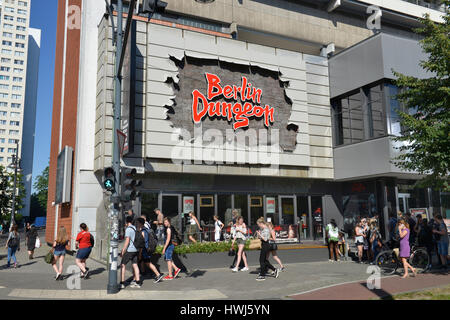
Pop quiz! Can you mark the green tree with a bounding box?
[393,1,450,191]
[0,165,25,225]
[32,165,49,212]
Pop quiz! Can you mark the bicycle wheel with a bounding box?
[376,250,398,275]
[410,248,429,273]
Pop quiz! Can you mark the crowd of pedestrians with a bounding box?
[348,211,449,276]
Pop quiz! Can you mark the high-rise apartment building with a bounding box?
[0,0,41,217]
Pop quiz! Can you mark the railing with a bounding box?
[156,224,302,245]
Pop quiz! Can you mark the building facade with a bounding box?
[45,0,447,259]
[0,0,40,217]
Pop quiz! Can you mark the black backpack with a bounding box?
[89,233,95,247]
[129,226,145,250]
[8,234,19,248]
[143,227,158,254]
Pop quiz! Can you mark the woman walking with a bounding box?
[75,223,93,279]
[52,226,69,280]
[232,216,249,273]
[26,224,38,260]
[398,219,417,278]
[354,221,366,264]
[187,211,202,243]
[267,222,285,271]
[326,219,340,262]
[5,225,20,268]
[162,217,182,281]
[256,218,279,281]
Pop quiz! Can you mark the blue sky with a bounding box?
[30,0,58,192]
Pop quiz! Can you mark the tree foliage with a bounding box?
[0,165,25,224]
[393,1,450,191]
[32,165,49,213]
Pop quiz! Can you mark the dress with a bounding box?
[399,228,410,258]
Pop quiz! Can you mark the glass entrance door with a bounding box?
[279,196,296,226]
[398,193,411,214]
[162,194,182,230]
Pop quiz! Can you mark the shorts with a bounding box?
[54,250,66,257]
[164,244,175,261]
[236,238,245,246]
[121,251,139,266]
[76,247,92,260]
[188,224,198,238]
[355,241,364,247]
[437,242,449,256]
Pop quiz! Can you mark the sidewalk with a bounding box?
[290,271,450,300]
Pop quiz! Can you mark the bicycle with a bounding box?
[375,242,430,275]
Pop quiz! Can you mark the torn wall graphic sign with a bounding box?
[192,73,275,130]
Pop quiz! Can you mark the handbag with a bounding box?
[269,240,278,251]
[35,237,41,248]
[45,250,54,264]
[249,239,261,250]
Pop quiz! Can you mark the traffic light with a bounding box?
[141,0,167,14]
[121,167,142,203]
[103,167,115,192]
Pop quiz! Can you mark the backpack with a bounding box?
[143,227,158,254]
[328,225,339,239]
[170,226,182,246]
[8,233,19,248]
[89,233,95,247]
[128,226,145,250]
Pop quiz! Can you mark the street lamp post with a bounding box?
[9,142,19,232]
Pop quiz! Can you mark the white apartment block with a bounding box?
[0,0,40,217]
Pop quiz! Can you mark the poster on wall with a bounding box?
[183,197,195,213]
[410,208,429,219]
[272,225,299,243]
[266,197,276,214]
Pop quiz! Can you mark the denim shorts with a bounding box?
[54,250,66,257]
[437,242,449,256]
[164,244,175,261]
[76,247,92,260]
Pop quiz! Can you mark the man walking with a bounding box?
[120,216,142,289]
[153,208,165,246]
[137,218,164,283]
[162,217,181,281]
[432,215,448,272]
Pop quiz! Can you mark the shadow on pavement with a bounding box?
[88,267,106,277]
[186,270,206,278]
[17,261,37,268]
[359,282,393,300]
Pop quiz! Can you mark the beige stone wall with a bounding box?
[95,17,334,179]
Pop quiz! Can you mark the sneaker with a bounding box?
[256,275,266,281]
[232,268,239,273]
[83,268,89,279]
[280,267,286,272]
[55,273,61,281]
[163,275,174,281]
[120,282,126,289]
[174,268,181,278]
[14,263,17,269]
[240,267,249,272]
[130,282,141,288]
[154,274,164,284]
[328,259,333,262]
[276,268,281,278]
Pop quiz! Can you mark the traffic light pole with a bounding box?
[106,0,124,295]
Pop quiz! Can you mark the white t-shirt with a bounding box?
[215,220,223,233]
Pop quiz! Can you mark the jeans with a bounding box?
[7,247,17,266]
[259,242,275,276]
